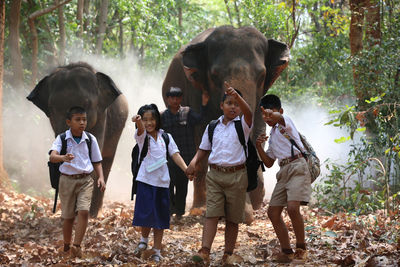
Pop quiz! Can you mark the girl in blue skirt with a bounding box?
[131,104,191,263]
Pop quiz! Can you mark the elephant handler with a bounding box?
[161,86,209,222]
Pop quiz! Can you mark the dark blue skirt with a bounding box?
[132,181,170,229]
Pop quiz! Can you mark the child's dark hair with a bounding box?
[137,104,161,131]
[222,88,243,102]
[259,94,281,110]
[67,106,86,119]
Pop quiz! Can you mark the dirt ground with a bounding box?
[0,189,399,266]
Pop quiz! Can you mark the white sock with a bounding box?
[153,248,161,256]
[139,236,148,249]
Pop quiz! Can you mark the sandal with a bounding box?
[150,253,162,263]
[133,242,147,257]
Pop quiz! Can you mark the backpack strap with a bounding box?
[208,120,219,145]
[85,131,92,161]
[161,132,170,159]
[278,125,306,158]
[60,133,67,155]
[53,132,67,213]
[234,120,248,159]
[139,136,149,166]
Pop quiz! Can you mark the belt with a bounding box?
[61,173,91,179]
[209,163,246,173]
[279,154,303,167]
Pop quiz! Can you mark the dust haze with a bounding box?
[4,52,351,212]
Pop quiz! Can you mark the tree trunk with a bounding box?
[8,0,24,89]
[83,0,90,33]
[28,0,72,85]
[95,0,109,54]
[224,0,234,25]
[77,0,84,38]
[233,0,241,27]
[365,0,381,46]
[57,0,66,65]
[0,0,8,189]
[349,0,366,104]
[119,18,123,57]
[288,0,300,49]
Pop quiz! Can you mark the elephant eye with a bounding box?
[210,69,222,86]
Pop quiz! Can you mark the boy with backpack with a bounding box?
[185,83,252,265]
[255,94,311,263]
[49,106,106,258]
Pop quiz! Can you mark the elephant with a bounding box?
[162,25,289,224]
[27,62,129,217]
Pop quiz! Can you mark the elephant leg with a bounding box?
[249,168,265,210]
[244,168,265,225]
[89,97,128,218]
[191,158,207,211]
[244,194,255,225]
[89,156,113,217]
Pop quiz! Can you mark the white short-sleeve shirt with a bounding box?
[266,114,305,163]
[49,129,102,175]
[135,129,179,188]
[199,115,252,166]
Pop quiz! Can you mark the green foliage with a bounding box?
[316,94,400,214]
[314,158,387,215]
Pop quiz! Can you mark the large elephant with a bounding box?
[162,26,289,224]
[27,62,129,217]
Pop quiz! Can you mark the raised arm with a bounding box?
[132,114,145,136]
[225,82,252,127]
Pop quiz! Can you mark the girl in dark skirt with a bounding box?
[131,104,191,263]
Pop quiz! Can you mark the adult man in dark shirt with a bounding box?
[161,87,209,220]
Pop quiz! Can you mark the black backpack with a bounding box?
[208,120,263,192]
[48,132,92,213]
[131,132,170,200]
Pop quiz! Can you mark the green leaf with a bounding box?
[356,127,366,132]
[334,136,351,143]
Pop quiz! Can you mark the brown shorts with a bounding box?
[269,157,312,206]
[59,174,93,219]
[206,167,248,224]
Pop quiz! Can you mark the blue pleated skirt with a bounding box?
[132,181,170,229]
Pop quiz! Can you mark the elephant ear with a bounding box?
[181,42,208,91]
[26,75,51,117]
[264,39,290,91]
[96,72,122,109]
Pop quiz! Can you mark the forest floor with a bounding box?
[0,189,399,267]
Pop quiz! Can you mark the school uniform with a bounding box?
[49,129,102,219]
[265,114,312,206]
[161,105,207,217]
[199,115,252,224]
[132,129,179,229]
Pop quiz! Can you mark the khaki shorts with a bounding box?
[59,174,93,219]
[269,157,312,206]
[206,168,248,224]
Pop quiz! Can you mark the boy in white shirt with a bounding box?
[255,94,311,263]
[186,83,252,265]
[49,106,106,258]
